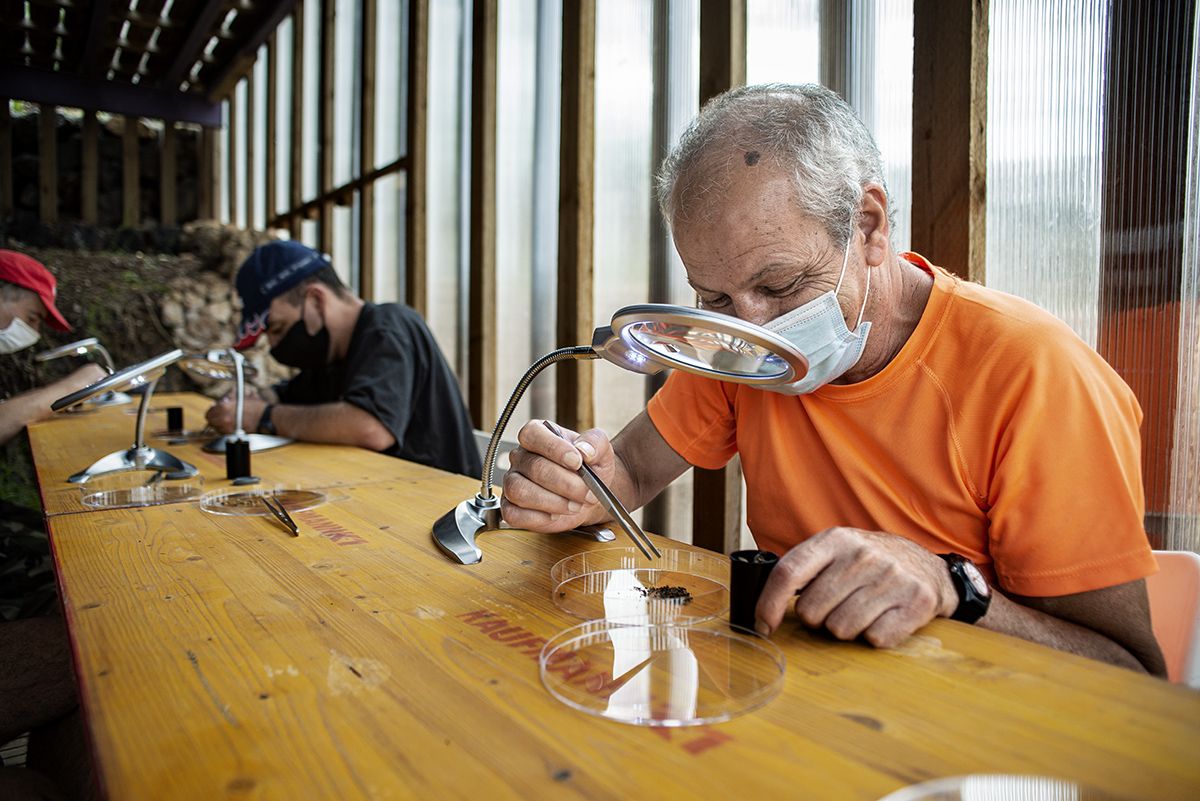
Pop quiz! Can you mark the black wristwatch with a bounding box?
[257,403,277,436]
[938,553,991,624]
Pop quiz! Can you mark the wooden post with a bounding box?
[81,111,99,223]
[467,0,498,430]
[319,0,336,250]
[38,104,58,224]
[405,0,429,315]
[266,33,278,228]
[1,101,13,218]
[691,0,747,555]
[911,0,988,282]
[123,115,140,227]
[246,65,257,229]
[161,123,177,226]
[290,1,305,239]
[359,0,378,301]
[556,0,596,433]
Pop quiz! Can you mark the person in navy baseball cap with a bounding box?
[233,240,331,350]
[209,240,481,477]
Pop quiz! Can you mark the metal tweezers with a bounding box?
[260,493,299,536]
[543,420,660,560]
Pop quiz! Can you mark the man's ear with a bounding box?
[858,183,890,268]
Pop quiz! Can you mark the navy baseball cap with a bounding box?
[234,241,331,349]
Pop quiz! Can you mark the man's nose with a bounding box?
[730,296,778,327]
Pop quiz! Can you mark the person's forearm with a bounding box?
[272,401,395,451]
[979,591,1148,673]
[0,381,75,444]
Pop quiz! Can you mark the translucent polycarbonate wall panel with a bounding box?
[846,0,912,251]
[332,200,355,290]
[334,0,362,188]
[989,0,1199,547]
[219,100,230,223]
[594,0,654,473]
[300,218,319,249]
[373,171,405,303]
[746,0,819,85]
[1175,5,1200,551]
[301,1,320,200]
[274,16,295,217]
[375,0,408,169]
[251,53,268,230]
[495,0,561,427]
[426,0,467,374]
[233,79,248,229]
[658,0,699,308]
[986,0,1107,343]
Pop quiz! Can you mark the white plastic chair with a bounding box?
[1146,550,1200,687]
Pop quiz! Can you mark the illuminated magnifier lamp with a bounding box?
[36,337,133,409]
[432,304,810,565]
[177,349,292,454]
[51,349,199,483]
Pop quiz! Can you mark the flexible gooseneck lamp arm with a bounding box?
[478,345,598,500]
[229,348,247,439]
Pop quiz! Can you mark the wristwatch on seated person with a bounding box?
[257,403,277,436]
[938,553,992,624]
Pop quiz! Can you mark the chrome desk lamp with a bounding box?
[36,337,133,408]
[52,349,199,483]
[178,349,292,454]
[432,303,809,565]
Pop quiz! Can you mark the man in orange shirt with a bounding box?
[501,84,1165,676]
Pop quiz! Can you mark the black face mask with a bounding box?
[269,300,331,369]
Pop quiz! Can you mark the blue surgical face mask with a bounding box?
[759,229,871,395]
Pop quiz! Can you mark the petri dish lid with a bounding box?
[80,470,204,510]
[200,487,326,516]
[875,775,1120,801]
[551,547,729,624]
[540,618,784,727]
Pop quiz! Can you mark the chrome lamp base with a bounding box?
[432,495,501,565]
[202,433,293,453]
[68,447,198,484]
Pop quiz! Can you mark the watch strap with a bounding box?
[938,553,990,624]
[257,403,276,436]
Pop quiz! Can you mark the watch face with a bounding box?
[963,562,991,598]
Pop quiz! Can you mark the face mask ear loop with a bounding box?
[854,263,871,330]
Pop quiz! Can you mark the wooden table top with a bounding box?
[43,461,1200,800]
[27,392,436,517]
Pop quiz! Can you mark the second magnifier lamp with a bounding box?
[432,303,809,565]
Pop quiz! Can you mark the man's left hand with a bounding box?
[205,391,266,434]
[755,527,959,648]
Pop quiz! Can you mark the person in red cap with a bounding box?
[0,250,106,443]
[0,249,100,801]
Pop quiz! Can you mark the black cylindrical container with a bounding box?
[729,549,779,632]
[166,406,184,433]
[225,438,251,480]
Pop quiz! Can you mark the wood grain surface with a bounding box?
[44,463,1200,800]
[27,393,443,517]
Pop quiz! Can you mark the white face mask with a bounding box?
[0,317,40,354]
[760,229,871,395]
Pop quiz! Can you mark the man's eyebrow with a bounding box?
[688,262,818,294]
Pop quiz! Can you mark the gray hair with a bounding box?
[656,83,891,244]
[0,280,35,303]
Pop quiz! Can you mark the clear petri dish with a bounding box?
[79,470,204,510]
[550,547,729,624]
[875,775,1119,801]
[540,617,784,727]
[199,487,327,516]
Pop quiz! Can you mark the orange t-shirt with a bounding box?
[647,253,1157,597]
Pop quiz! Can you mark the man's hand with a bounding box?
[755,527,958,648]
[205,389,266,434]
[501,420,617,533]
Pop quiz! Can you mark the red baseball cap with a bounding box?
[0,250,71,332]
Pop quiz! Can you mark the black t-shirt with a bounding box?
[276,303,482,477]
